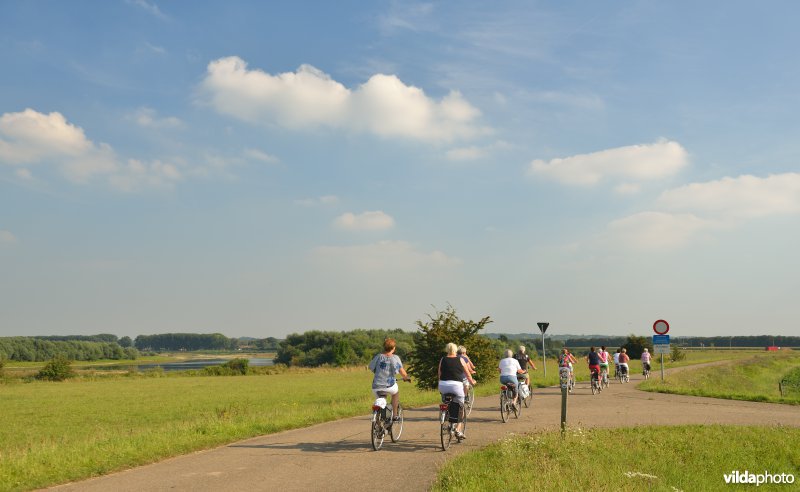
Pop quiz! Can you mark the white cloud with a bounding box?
[0,230,18,245]
[15,168,33,180]
[605,212,720,251]
[131,107,182,128]
[312,240,460,273]
[658,173,800,221]
[334,211,395,231]
[614,183,641,195]
[0,108,182,190]
[295,195,339,207]
[127,0,167,20]
[528,139,688,186]
[199,56,488,143]
[446,146,488,161]
[243,148,279,164]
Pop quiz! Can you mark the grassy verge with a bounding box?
[0,367,442,491]
[434,425,800,491]
[639,351,800,404]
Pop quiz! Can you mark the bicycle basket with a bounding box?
[373,397,387,409]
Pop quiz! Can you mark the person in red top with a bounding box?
[618,347,631,380]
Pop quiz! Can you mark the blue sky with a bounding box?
[1,1,799,338]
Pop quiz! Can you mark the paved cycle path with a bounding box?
[51,368,800,492]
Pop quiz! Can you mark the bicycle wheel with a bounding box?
[512,397,520,418]
[459,403,467,440]
[591,378,597,394]
[500,392,510,423]
[465,384,475,416]
[440,410,453,450]
[371,410,384,451]
[522,384,532,408]
[390,404,403,442]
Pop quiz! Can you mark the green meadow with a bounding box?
[639,350,800,404]
[434,425,800,492]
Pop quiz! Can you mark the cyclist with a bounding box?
[613,348,621,378]
[458,345,477,401]
[586,346,601,387]
[598,345,610,384]
[513,345,538,388]
[618,348,631,380]
[368,338,410,420]
[438,343,476,439]
[641,347,652,375]
[558,348,578,390]
[499,349,526,405]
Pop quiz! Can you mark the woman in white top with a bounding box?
[498,349,525,404]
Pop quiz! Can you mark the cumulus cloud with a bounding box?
[198,56,488,142]
[658,173,800,221]
[0,230,18,245]
[605,212,720,251]
[0,108,181,190]
[131,107,182,128]
[312,240,460,273]
[334,211,395,231]
[528,139,688,186]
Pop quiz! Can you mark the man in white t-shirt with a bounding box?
[613,349,621,378]
[499,349,525,404]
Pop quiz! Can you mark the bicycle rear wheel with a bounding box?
[390,404,403,442]
[591,378,598,394]
[440,410,453,450]
[522,383,532,408]
[371,411,384,451]
[465,384,475,416]
[500,392,510,422]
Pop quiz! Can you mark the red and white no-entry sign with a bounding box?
[653,319,670,335]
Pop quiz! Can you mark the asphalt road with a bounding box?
[49,368,800,492]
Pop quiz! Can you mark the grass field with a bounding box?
[434,425,799,491]
[0,348,765,490]
[639,350,800,404]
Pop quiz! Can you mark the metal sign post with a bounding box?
[652,320,670,382]
[559,366,569,434]
[537,322,549,379]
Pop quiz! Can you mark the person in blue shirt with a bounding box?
[368,338,410,420]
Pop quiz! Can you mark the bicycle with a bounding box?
[590,368,601,395]
[619,365,629,383]
[643,363,651,379]
[463,381,476,417]
[499,382,520,422]
[600,366,609,389]
[568,368,576,393]
[370,392,403,451]
[519,377,532,408]
[439,393,467,451]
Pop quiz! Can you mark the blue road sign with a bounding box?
[653,335,670,344]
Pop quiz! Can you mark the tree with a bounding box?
[36,356,75,381]
[622,334,653,359]
[407,305,497,390]
[119,336,133,348]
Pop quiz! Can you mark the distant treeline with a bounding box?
[492,334,800,350]
[673,336,800,348]
[135,333,237,351]
[0,337,138,362]
[275,329,414,367]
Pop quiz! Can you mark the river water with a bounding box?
[77,358,274,372]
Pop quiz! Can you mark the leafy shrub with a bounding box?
[670,345,686,362]
[623,334,653,359]
[223,358,249,375]
[35,356,75,381]
[407,305,497,390]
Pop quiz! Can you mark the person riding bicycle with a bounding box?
[641,347,652,375]
[513,345,537,389]
[558,348,578,389]
[586,346,601,386]
[618,348,631,379]
[598,345,610,382]
[613,348,621,378]
[368,338,410,420]
[499,349,526,405]
[457,345,477,396]
[438,342,475,439]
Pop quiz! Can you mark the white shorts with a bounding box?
[372,383,399,397]
[438,380,465,403]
